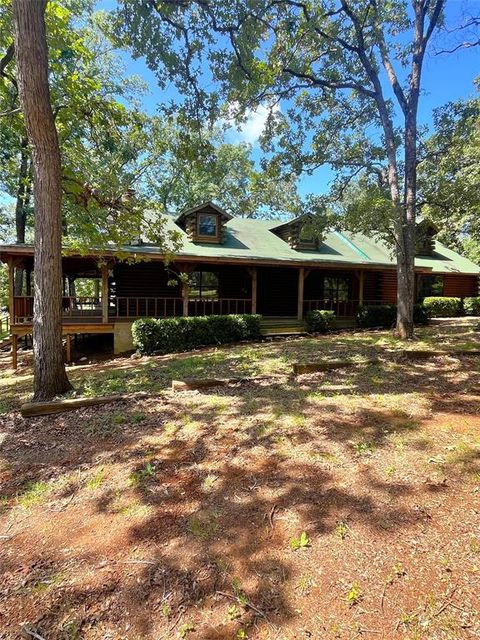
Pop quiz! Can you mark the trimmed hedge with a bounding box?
[305,309,336,333]
[423,296,463,318]
[463,297,480,316]
[356,303,429,328]
[132,314,263,355]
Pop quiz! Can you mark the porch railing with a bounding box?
[111,297,184,319]
[188,297,252,316]
[12,295,252,323]
[304,299,381,317]
[13,296,102,323]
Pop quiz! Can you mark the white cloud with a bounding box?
[225,103,280,144]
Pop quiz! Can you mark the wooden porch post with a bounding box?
[248,267,257,314]
[359,270,365,305]
[7,258,14,324]
[65,333,71,364]
[12,333,18,370]
[101,263,109,323]
[297,267,305,321]
[182,280,189,316]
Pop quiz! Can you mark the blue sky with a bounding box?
[100,0,480,198]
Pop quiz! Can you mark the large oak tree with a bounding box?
[13,0,71,399]
[115,0,452,338]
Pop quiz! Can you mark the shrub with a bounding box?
[422,296,463,318]
[356,304,396,328]
[463,297,480,316]
[132,314,262,355]
[356,304,429,328]
[305,310,336,333]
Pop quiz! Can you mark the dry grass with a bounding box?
[0,319,479,639]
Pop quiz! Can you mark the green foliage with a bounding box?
[132,314,263,355]
[357,304,428,328]
[423,297,463,318]
[345,582,363,606]
[463,297,480,317]
[290,531,310,551]
[305,310,336,334]
[419,91,480,263]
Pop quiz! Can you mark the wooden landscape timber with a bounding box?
[401,349,480,360]
[172,377,253,392]
[20,394,126,418]
[293,359,377,375]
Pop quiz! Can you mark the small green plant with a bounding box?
[16,480,49,508]
[335,521,349,540]
[131,411,147,424]
[237,630,248,639]
[178,622,195,637]
[386,465,396,477]
[296,573,316,596]
[86,468,104,490]
[290,531,310,551]
[228,604,241,620]
[202,473,218,491]
[232,578,249,607]
[345,582,362,606]
[353,440,375,456]
[128,462,156,487]
[161,602,171,617]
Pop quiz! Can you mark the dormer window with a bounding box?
[271,214,324,250]
[298,223,318,249]
[175,201,232,244]
[198,213,218,238]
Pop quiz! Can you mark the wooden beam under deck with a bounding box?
[12,322,115,338]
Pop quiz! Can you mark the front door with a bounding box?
[257,267,298,316]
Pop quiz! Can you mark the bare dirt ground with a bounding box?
[1,319,480,639]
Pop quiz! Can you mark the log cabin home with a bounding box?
[1,201,479,367]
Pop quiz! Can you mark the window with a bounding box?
[299,223,317,248]
[418,275,443,300]
[197,213,218,237]
[188,271,219,299]
[323,276,351,302]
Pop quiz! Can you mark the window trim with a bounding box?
[323,275,352,303]
[188,270,220,300]
[196,212,219,240]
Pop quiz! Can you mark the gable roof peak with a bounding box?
[175,201,233,224]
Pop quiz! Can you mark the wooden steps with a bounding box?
[260,318,307,336]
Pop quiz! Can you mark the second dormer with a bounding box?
[175,202,232,244]
[415,220,438,257]
[271,214,323,250]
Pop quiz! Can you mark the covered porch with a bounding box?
[8,255,387,329]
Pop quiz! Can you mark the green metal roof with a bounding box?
[2,214,479,275]
[144,215,479,274]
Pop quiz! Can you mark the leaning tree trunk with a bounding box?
[13,0,71,400]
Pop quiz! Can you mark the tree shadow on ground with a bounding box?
[1,346,480,638]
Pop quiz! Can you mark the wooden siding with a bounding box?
[380,271,398,304]
[114,263,251,301]
[443,274,479,298]
[363,271,383,303]
[113,263,182,298]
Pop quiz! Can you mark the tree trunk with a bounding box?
[14,137,30,295]
[397,107,417,339]
[13,0,71,400]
